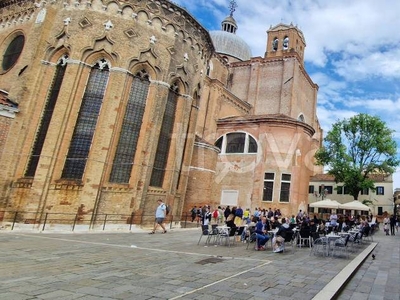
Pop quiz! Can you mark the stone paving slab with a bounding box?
[0,227,395,299]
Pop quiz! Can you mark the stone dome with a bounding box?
[209,14,252,62]
[209,30,252,61]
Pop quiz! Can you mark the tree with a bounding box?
[315,113,399,200]
[361,199,375,207]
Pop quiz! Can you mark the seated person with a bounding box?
[271,216,281,230]
[272,218,292,253]
[329,212,338,232]
[254,217,270,250]
[310,220,318,233]
[298,222,311,246]
[241,219,257,242]
[225,212,237,234]
[289,215,296,225]
[313,214,319,224]
[360,220,371,235]
[318,220,326,235]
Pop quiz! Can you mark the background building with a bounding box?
[0,0,322,228]
[309,174,394,216]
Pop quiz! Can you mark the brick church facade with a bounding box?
[0,0,322,227]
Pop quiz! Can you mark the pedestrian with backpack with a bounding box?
[149,199,167,234]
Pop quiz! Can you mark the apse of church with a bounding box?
[0,0,322,228]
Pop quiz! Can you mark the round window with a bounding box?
[2,34,25,72]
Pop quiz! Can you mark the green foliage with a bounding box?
[361,199,375,207]
[315,113,399,200]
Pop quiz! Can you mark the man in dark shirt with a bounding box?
[390,215,396,236]
[255,217,270,250]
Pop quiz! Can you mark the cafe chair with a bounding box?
[332,235,350,258]
[246,232,258,250]
[218,227,234,246]
[234,226,246,244]
[349,232,361,251]
[282,231,296,253]
[362,226,373,242]
[298,228,312,248]
[310,235,328,256]
[197,224,218,245]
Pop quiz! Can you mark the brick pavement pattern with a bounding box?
[0,227,397,300]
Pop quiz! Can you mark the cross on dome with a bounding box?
[229,0,237,17]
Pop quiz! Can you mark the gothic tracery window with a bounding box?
[25,55,68,177]
[149,83,179,187]
[61,59,110,180]
[109,70,150,183]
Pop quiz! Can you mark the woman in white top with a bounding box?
[383,215,390,235]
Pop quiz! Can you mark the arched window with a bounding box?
[214,132,258,154]
[150,83,179,187]
[25,55,68,177]
[226,132,245,153]
[61,58,110,179]
[297,114,305,122]
[2,34,25,71]
[206,61,213,77]
[272,38,278,51]
[109,70,150,183]
[283,36,289,50]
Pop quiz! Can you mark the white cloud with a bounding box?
[316,106,357,133]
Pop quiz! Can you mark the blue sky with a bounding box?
[173,0,400,192]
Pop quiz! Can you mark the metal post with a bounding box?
[102,214,107,231]
[11,211,18,230]
[72,214,78,232]
[129,212,134,231]
[42,213,48,231]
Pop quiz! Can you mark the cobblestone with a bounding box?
[0,227,397,299]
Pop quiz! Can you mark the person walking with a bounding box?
[383,215,390,236]
[149,199,167,234]
[190,206,197,222]
[390,214,396,236]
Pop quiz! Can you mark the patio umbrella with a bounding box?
[309,199,341,209]
[339,200,371,211]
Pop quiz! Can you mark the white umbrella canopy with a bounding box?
[309,199,341,209]
[339,200,371,211]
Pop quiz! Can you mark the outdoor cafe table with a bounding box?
[338,232,351,237]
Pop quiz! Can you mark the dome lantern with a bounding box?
[209,0,252,62]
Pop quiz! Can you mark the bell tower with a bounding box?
[265,23,306,65]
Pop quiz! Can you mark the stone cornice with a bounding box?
[0,0,214,57]
[194,141,220,153]
[217,115,316,137]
